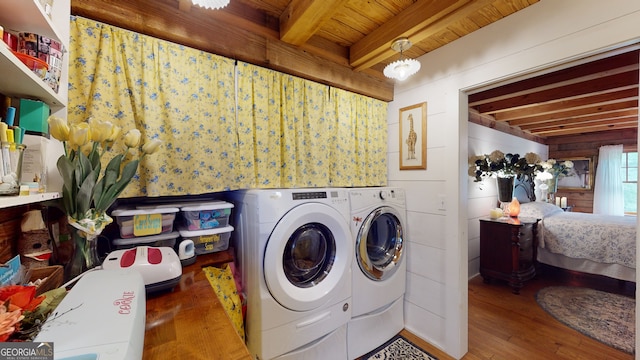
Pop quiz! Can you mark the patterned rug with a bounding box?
[361,334,438,360]
[536,286,635,354]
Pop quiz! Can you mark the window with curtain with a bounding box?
[621,151,637,214]
[593,144,624,215]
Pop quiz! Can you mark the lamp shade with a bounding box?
[191,0,229,9]
[383,58,421,81]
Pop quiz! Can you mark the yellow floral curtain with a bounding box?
[69,17,387,196]
[332,87,387,186]
[236,62,388,188]
[68,16,241,197]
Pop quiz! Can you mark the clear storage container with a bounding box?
[111,231,179,250]
[112,207,179,238]
[178,225,234,255]
[179,201,234,231]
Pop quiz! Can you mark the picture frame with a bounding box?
[399,102,427,170]
[557,157,594,190]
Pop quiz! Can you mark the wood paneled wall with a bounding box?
[547,128,637,213]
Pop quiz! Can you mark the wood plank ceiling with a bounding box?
[70,0,539,102]
[468,48,639,141]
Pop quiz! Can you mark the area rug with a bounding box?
[536,286,635,354]
[361,334,438,360]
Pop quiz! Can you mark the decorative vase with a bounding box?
[64,226,101,283]
[496,176,515,203]
[496,176,515,218]
[546,176,558,203]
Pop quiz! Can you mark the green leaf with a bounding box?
[61,183,75,217]
[96,160,139,211]
[76,166,99,216]
[88,143,101,174]
[56,156,75,194]
[31,287,67,318]
[104,155,123,185]
[93,176,105,209]
[94,155,124,210]
[57,156,77,216]
[75,152,92,189]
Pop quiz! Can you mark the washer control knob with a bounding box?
[342,303,349,312]
[379,190,389,200]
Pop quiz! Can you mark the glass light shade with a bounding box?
[191,0,230,9]
[383,58,421,81]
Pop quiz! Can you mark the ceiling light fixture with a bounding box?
[383,37,421,81]
[191,0,230,10]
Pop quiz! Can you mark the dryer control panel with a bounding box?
[292,191,329,200]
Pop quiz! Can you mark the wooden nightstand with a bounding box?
[479,217,539,294]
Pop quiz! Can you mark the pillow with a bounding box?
[518,202,563,219]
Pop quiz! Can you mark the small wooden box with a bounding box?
[29,265,63,295]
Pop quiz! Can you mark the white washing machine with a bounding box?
[227,188,352,360]
[347,187,407,359]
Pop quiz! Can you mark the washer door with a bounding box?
[356,206,404,281]
[264,202,351,312]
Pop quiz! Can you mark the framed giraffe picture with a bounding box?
[399,102,427,170]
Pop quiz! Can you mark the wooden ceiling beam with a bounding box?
[70,0,394,101]
[532,120,638,137]
[505,100,639,126]
[468,109,545,143]
[492,88,639,121]
[178,0,191,12]
[279,0,348,45]
[349,0,498,71]
[521,114,639,132]
[469,50,640,105]
[473,70,639,114]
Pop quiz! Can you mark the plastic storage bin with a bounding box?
[112,207,179,238]
[179,225,234,255]
[112,231,180,250]
[180,201,234,231]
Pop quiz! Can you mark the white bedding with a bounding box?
[519,202,637,279]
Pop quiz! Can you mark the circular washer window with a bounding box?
[283,223,336,288]
[264,203,351,311]
[356,206,404,281]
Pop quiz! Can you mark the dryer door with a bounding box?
[264,203,351,312]
[356,206,404,281]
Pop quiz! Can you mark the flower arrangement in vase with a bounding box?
[468,150,542,182]
[536,159,574,202]
[469,150,542,216]
[48,116,162,280]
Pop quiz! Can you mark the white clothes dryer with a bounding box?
[227,188,352,360]
[347,187,407,359]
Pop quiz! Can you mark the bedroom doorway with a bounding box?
[464,43,639,357]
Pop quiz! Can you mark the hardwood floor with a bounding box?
[402,265,635,360]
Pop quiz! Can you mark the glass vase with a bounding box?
[496,176,515,219]
[546,176,558,203]
[496,176,515,203]
[64,226,100,283]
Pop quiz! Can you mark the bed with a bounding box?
[517,201,636,282]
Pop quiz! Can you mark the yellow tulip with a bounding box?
[107,125,122,142]
[80,142,94,156]
[141,139,162,155]
[48,116,70,142]
[124,129,141,148]
[68,123,91,151]
[90,119,114,143]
